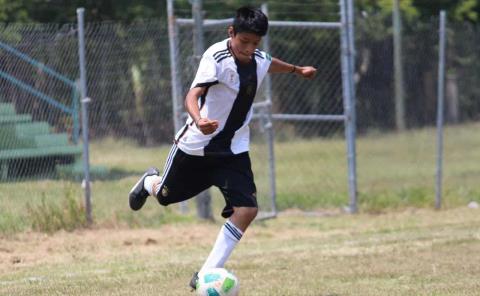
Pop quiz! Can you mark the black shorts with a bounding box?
[155,145,257,208]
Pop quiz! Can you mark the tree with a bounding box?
[0,0,167,23]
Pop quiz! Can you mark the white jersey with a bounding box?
[175,38,272,157]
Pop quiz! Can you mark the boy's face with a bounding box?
[229,28,262,63]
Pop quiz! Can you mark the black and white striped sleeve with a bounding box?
[255,49,272,85]
[190,54,219,89]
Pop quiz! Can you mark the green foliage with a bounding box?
[357,0,419,19]
[26,188,87,233]
[454,0,479,21]
[0,0,29,22]
[412,0,480,22]
[1,0,479,23]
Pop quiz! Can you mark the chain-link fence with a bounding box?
[1,4,480,228]
[84,20,173,145]
[0,20,173,180]
[170,0,351,214]
[0,23,80,180]
[355,14,480,209]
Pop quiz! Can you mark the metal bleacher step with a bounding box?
[14,122,51,138]
[0,103,85,180]
[34,133,69,148]
[0,145,82,160]
[0,103,16,115]
[0,102,32,125]
[0,125,34,149]
[0,114,32,124]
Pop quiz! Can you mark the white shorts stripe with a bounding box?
[156,144,178,195]
[162,144,178,174]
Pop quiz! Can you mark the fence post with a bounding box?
[435,10,447,210]
[261,3,278,216]
[76,8,92,224]
[393,0,406,131]
[167,0,190,214]
[192,0,213,220]
[340,0,358,213]
[167,0,182,133]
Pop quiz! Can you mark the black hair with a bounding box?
[232,6,268,36]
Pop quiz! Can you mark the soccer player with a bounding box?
[128,6,316,290]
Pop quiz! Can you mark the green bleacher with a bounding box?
[0,102,82,180]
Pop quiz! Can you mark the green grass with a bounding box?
[0,207,479,295]
[1,123,479,294]
[26,188,87,233]
[1,122,480,232]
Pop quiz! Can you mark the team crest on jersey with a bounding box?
[161,186,169,197]
[225,69,237,84]
[229,71,236,84]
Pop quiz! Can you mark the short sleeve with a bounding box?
[255,50,272,84]
[190,55,218,89]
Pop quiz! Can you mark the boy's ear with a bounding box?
[228,26,234,37]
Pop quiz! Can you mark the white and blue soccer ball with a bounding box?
[195,268,240,296]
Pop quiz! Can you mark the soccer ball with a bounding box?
[195,268,240,296]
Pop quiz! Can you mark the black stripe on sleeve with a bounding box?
[254,52,264,59]
[213,48,229,58]
[193,80,219,88]
[216,54,232,63]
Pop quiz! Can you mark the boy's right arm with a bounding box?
[269,57,317,79]
[185,87,219,135]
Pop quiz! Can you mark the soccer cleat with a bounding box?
[189,271,199,291]
[129,167,160,211]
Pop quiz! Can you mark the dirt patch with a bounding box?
[1,207,479,275]
[0,223,219,273]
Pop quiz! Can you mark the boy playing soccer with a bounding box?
[128,6,316,290]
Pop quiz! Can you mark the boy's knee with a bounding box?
[156,196,170,206]
[155,186,172,206]
[155,186,190,206]
[236,206,258,221]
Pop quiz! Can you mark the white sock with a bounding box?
[200,220,243,273]
[143,175,161,196]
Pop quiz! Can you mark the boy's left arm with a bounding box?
[268,57,317,79]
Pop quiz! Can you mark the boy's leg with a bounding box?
[152,147,212,206]
[128,144,179,210]
[129,145,211,209]
[198,207,257,272]
[190,209,257,291]
[198,152,258,273]
[229,206,258,231]
[129,167,160,211]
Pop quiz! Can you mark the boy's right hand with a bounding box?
[196,118,219,135]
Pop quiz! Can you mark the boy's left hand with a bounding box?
[298,66,317,79]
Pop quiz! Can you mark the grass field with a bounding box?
[1,122,480,232]
[0,123,480,294]
[1,207,479,295]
